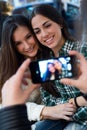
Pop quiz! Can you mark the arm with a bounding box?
[26,101,76,121]
[68,96,87,125]
[39,103,76,121]
[0,59,39,130]
[0,104,31,130]
[39,87,76,121]
[0,58,75,128]
[26,102,45,121]
[68,95,87,124]
[0,57,75,124]
[60,51,87,125]
[60,50,87,93]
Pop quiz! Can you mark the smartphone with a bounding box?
[29,55,77,83]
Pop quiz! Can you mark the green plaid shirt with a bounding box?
[40,41,87,127]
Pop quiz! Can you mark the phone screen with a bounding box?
[29,55,77,83]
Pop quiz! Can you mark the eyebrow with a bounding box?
[14,41,21,45]
[25,32,31,38]
[43,20,50,26]
[33,20,50,30]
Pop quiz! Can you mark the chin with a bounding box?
[30,53,37,58]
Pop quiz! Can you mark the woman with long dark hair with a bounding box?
[30,4,87,129]
[0,14,75,130]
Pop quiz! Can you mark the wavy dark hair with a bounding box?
[43,62,59,81]
[30,4,74,41]
[29,4,76,97]
[0,14,54,98]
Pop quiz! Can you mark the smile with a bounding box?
[44,36,54,45]
[25,46,34,53]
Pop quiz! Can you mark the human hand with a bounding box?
[1,59,40,107]
[42,103,76,121]
[69,97,87,107]
[69,98,75,106]
[22,71,40,89]
[60,50,87,93]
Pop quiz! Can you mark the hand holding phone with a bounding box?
[29,55,77,83]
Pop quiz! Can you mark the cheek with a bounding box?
[51,69,55,73]
[50,67,55,73]
[35,34,41,41]
[29,38,36,45]
[16,45,23,53]
[56,28,62,38]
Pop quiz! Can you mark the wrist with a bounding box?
[76,96,87,107]
[40,106,51,120]
[74,97,80,108]
[40,106,45,120]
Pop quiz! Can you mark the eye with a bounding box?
[26,34,32,39]
[34,29,40,34]
[45,23,51,28]
[15,41,22,46]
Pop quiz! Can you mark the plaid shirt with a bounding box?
[40,41,87,127]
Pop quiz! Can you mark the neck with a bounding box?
[53,38,65,57]
[25,56,36,61]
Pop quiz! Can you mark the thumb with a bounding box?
[60,78,78,87]
[16,59,31,81]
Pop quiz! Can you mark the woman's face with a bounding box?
[31,14,65,53]
[13,26,38,58]
[48,63,55,73]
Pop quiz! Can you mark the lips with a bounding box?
[44,36,54,45]
[25,45,34,53]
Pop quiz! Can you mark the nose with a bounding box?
[41,29,48,37]
[23,42,29,50]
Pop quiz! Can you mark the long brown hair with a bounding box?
[30,4,75,42]
[0,14,54,98]
[30,4,76,97]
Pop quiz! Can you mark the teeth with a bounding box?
[45,37,53,43]
[26,46,34,53]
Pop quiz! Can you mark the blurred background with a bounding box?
[0,0,81,44]
[0,0,80,15]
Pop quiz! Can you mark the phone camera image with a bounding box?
[58,56,73,79]
[29,55,77,83]
[38,59,55,82]
[38,56,73,82]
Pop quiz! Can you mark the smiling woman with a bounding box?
[0,14,40,104]
[0,14,72,130]
[13,26,38,58]
[30,4,87,129]
[0,14,54,101]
